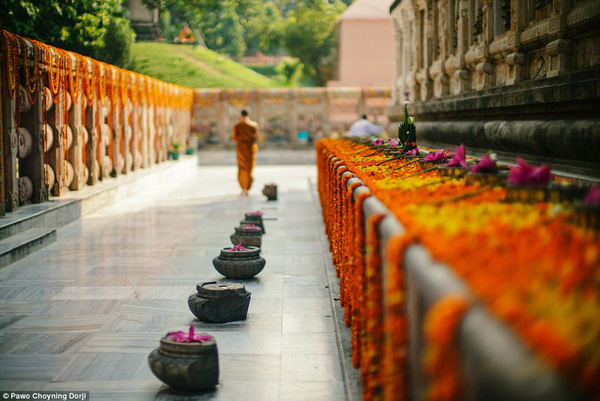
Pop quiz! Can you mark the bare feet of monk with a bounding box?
[241,189,248,196]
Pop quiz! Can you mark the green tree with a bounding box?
[0,0,135,68]
[240,1,283,55]
[275,57,303,86]
[201,2,246,58]
[283,0,346,86]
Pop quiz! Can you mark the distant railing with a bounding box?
[0,30,193,216]
[192,87,392,145]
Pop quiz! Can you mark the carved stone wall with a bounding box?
[389,0,600,177]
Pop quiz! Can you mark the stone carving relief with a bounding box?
[17,127,33,159]
[390,0,599,103]
[495,62,510,85]
[18,176,33,205]
[19,85,32,113]
[575,38,600,69]
[529,51,547,79]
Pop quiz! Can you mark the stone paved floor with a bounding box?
[0,152,348,401]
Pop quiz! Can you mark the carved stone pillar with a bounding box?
[3,88,19,212]
[506,51,527,84]
[48,88,67,196]
[452,0,472,93]
[85,88,99,185]
[141,100,149,168]
[0,107,4,216]
[69,61,85,190]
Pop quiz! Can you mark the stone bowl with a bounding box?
[230,225,263,248]
[243,213,265,233]
[262,184,277,201]
[148,334,219,391]
[212,246,266,279]
[188,282,251,323]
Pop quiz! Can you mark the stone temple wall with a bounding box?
[388,0,600,178]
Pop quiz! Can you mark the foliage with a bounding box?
[200,1,246,58]
[275,57,303,86]
[144,0,249,58]
[0,0,135,68]
[282,0,347,86]
[245,64,278,77]
[240,1,284,54]
[130,42,278,88]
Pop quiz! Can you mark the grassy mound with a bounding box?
[130,42,279,89]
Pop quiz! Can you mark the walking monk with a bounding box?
[232,110,260,196]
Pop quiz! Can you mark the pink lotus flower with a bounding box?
[423,149,448,162]
[508,157,552,186]
[371,138,385,146]
[387,138,400,147]
[249,211,264,216]
[405,147,420,156]
[585,186,600,204]
[470,154,498,173]
[169,324,212,343]
[231,242,248,251]
[242,224,261,229]
[445,144,468,168]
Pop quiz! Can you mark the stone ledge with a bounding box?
[415,120,600,178]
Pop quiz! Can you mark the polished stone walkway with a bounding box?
[0,153,347,401]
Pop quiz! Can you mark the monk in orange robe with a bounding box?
[232,110,260,196]
[178,23,195,44]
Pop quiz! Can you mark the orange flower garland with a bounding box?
[361,212,386,401]
[1,29,194,193]
[350,191,371,368]
[316,138,600,400]
[381,233,414,401]
[422,294,471,401]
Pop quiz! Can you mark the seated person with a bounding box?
[346,114,384,137]
[178,23,195,44]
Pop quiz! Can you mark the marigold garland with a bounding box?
[361,212,386,401]
[1,29,193,194]
[316,138,600,400]
[381,233,414,401]
[350,191,371,368]
[422,295,471,401]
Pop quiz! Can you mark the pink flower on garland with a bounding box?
[423,149,448,162]
[445,144,468,168]
[509,157,552,186]
[169,324,212,343]
[242,224,261,230]
[231,242,248,251]
[249,211,264,216]
[584,186,600,205]
[371,138,385,146]
[405,147,420,156]
[388,138,400,147]
[470,154,498,173]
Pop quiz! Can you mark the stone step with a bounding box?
[0,227,56,268]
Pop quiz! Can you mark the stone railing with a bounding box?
[0,30,193,216]
[317,138,594,401]
[192,87,392,145]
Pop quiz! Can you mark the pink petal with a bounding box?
[585,186,600,204]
